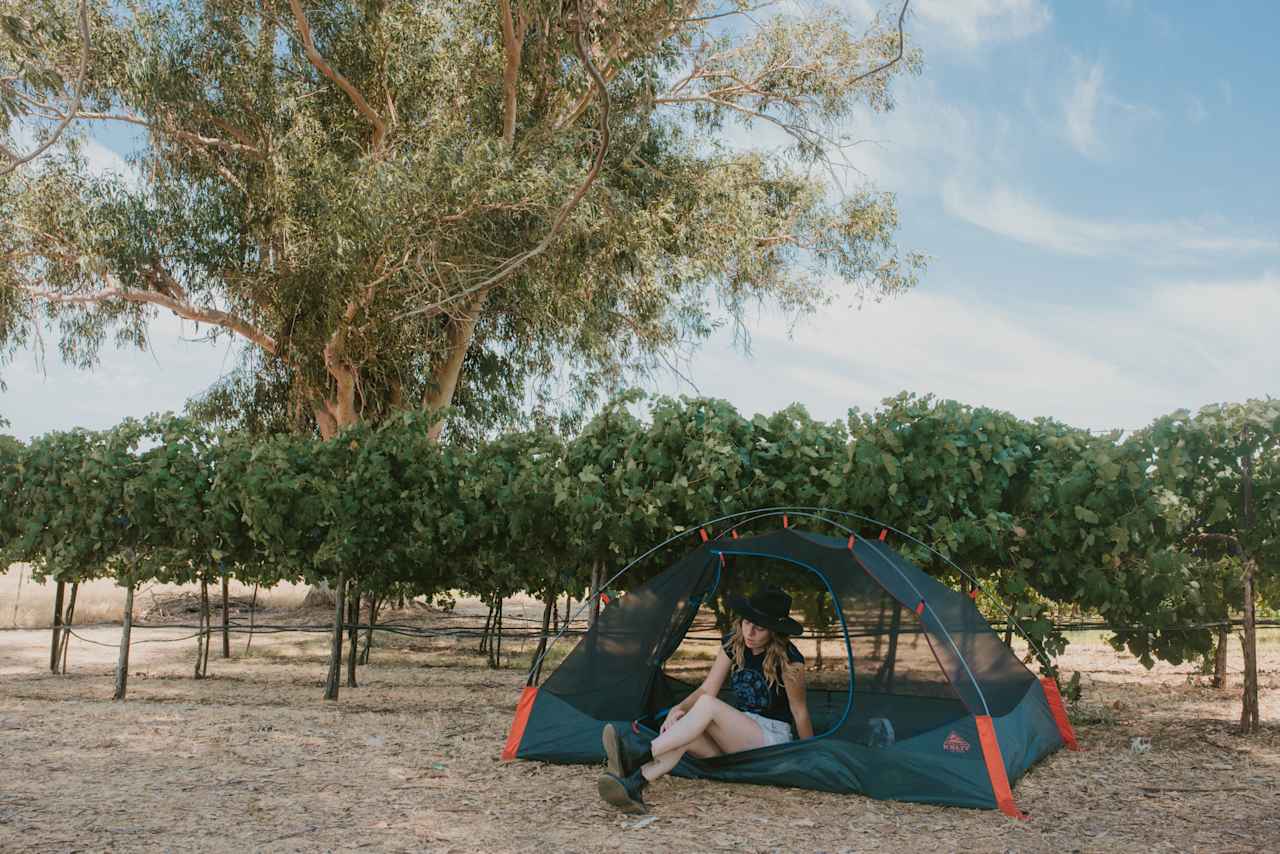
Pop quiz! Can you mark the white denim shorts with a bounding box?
[744,712,794,747]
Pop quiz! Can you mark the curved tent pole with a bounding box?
[780,507,1054,668]
[524,505,1049,684]
[719,505,1052,666]
[523,507,812,683]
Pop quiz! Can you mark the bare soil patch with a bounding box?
[1,596,1278,853]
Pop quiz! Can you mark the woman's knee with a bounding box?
[693,693,722,712]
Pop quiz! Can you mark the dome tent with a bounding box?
[502,512,1078,817]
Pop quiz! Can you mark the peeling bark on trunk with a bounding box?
[324,573,346,701]
[113,583,135,701]
[424,296,486,441]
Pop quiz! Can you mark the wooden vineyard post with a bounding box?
[113,582,135,701]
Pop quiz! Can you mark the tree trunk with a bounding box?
[346,582,359,688]
[323,573,346,701]
[360,595,379,665]
[875,602,902,690]
[197,578,211,678]
[113,583,135,701]
[9,564,24,628]
[1240,559,1260,733]
[531,593,554,685]
[1238,426,1259,734]
[479,601,495,654]
[303,580,337,609]
[815,593,825,672]
[50,580,66,673]
[872,597,886,660]
[494,596,504,668]
[588,562,602,630]
[244,583,259,655]
[221,572,231,659]
[59,583,79,674]
[1213,621,1229,689]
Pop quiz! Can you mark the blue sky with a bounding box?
[4,0,1278,439]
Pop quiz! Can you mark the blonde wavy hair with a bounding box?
[728,618,791,692]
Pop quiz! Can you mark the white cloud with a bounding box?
[1065,60,1105,158]
[912,0,1051,48]
[81,137,133,181]
[940,179,1280,261]
[659,277,1280,431]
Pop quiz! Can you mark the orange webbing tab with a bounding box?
[1040,677,1080,751]
[975,715,1027,820]
[915,600,925,616]
[501,686,538,761]
[847,534,855,550]
[783,514,789,528]
[730,529,739,539]
[699,528,709,542]
[969,588,979,600]
[878,529,888,541]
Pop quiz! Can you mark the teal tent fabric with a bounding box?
[508,528,1068,811]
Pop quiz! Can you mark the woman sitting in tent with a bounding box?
[597,586,812,813]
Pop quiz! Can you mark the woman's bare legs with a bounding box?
[640,695,766,783]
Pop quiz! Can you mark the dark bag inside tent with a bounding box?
[502,526,1078,816]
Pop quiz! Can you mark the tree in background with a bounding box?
[1137,400,1280,733]
[2,0,922,439]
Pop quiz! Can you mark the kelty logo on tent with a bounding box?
[943,731,971,753]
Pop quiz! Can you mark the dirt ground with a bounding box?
[1,579,1279,853]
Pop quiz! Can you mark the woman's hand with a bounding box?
[660,708,685,733]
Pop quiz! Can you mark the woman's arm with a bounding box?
[783,661,814,740]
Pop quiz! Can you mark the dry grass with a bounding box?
[0,588,1278,852]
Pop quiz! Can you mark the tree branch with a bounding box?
[846,0,910,91]
[287,0,388,151]
[397,0,612,322]
[499,0,529,147]
[0,1,90,177]
[20,281,278,356]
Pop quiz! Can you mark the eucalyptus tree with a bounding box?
[3,0,922,438]
[0,0,92,175]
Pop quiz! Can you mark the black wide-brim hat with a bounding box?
[727,586,804,637]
